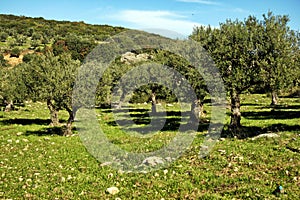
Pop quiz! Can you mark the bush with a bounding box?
[10,48,20,57]
[0,54,8,67]
[31,32,42,40]
[0,54,4,61]
[0,32,8,42]
[22,53,35,63]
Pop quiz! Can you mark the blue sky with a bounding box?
[0,0,299,36]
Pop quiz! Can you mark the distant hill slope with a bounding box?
[0,14,126,66]
[0,14,125,41]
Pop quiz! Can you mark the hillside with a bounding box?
[0,14,126,66]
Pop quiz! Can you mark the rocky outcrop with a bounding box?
[120,52,153,64]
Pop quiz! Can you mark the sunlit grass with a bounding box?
[0,94,299,199]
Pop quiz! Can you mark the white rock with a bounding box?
[108,173,114,178]
[107,187,119,195]
[142,156,164,167]
[218,149,226,154]
[16,132,23,136]
[251,133,279,140]
[165,157,173,162]
[22,139,29,142]
[100,162,112,167]
[121,52,150,64]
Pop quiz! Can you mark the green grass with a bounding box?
[0,94,299,199]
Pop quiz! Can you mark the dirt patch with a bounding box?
[3,50,34,66]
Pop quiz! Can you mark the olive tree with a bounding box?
[191,17,261,133]
[16,53,80,135]
[259,12,297,105]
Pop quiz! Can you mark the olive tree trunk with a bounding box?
[63,106,77,136]
[4,100,14,112]
[116,92,126,109]
[190,99,203,124]
[229,91,241,131]
[47,99,60,126]
[151,92,157,113]
[271,91,278,105]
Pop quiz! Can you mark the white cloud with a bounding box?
[232,8,250,14]
[111,10,202,37]
[176,0,220,6]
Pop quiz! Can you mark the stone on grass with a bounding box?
[106,186,119,195]
[252,133,279,140]
[16,132,23,136]
[142,156,164,167]
[22,139,29,142]
[218,149,226,154]
[165,157,173,162]
[100,162,112,167]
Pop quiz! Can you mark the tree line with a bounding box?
[0,12,299,136]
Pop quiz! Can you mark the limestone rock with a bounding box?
[251,133,279,140]
[121,52,151,64]
[106,186,119,195]
[142,156,164,167]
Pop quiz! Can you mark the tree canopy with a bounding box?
[191,12,299,135]
[14,53,80,135]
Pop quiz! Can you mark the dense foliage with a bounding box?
[0,14,125,61]
[190,12,300,134]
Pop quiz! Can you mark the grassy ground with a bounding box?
[0,94,299,199]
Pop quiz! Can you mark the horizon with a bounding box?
[0,0,299,37]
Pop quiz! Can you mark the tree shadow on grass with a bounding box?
[0,118,69,136]
[0,118,67,126]
[106,108,211,134]
[0,118,51,126]
[243,110,300,120]
[241,103,262,106]
[24,127,64,136]
[266,104,300,110]
[24,126,77,136]
[222,123,300,139]
[100,107,149,114]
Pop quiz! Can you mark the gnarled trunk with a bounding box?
[4,100,14,112]
[47,99,59,126]
[271,91,278,105]
[229,91,241,131]
[151,92,156,113]
[116,92,126,109]
[63,106,77,136]
[190,99,203,123]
